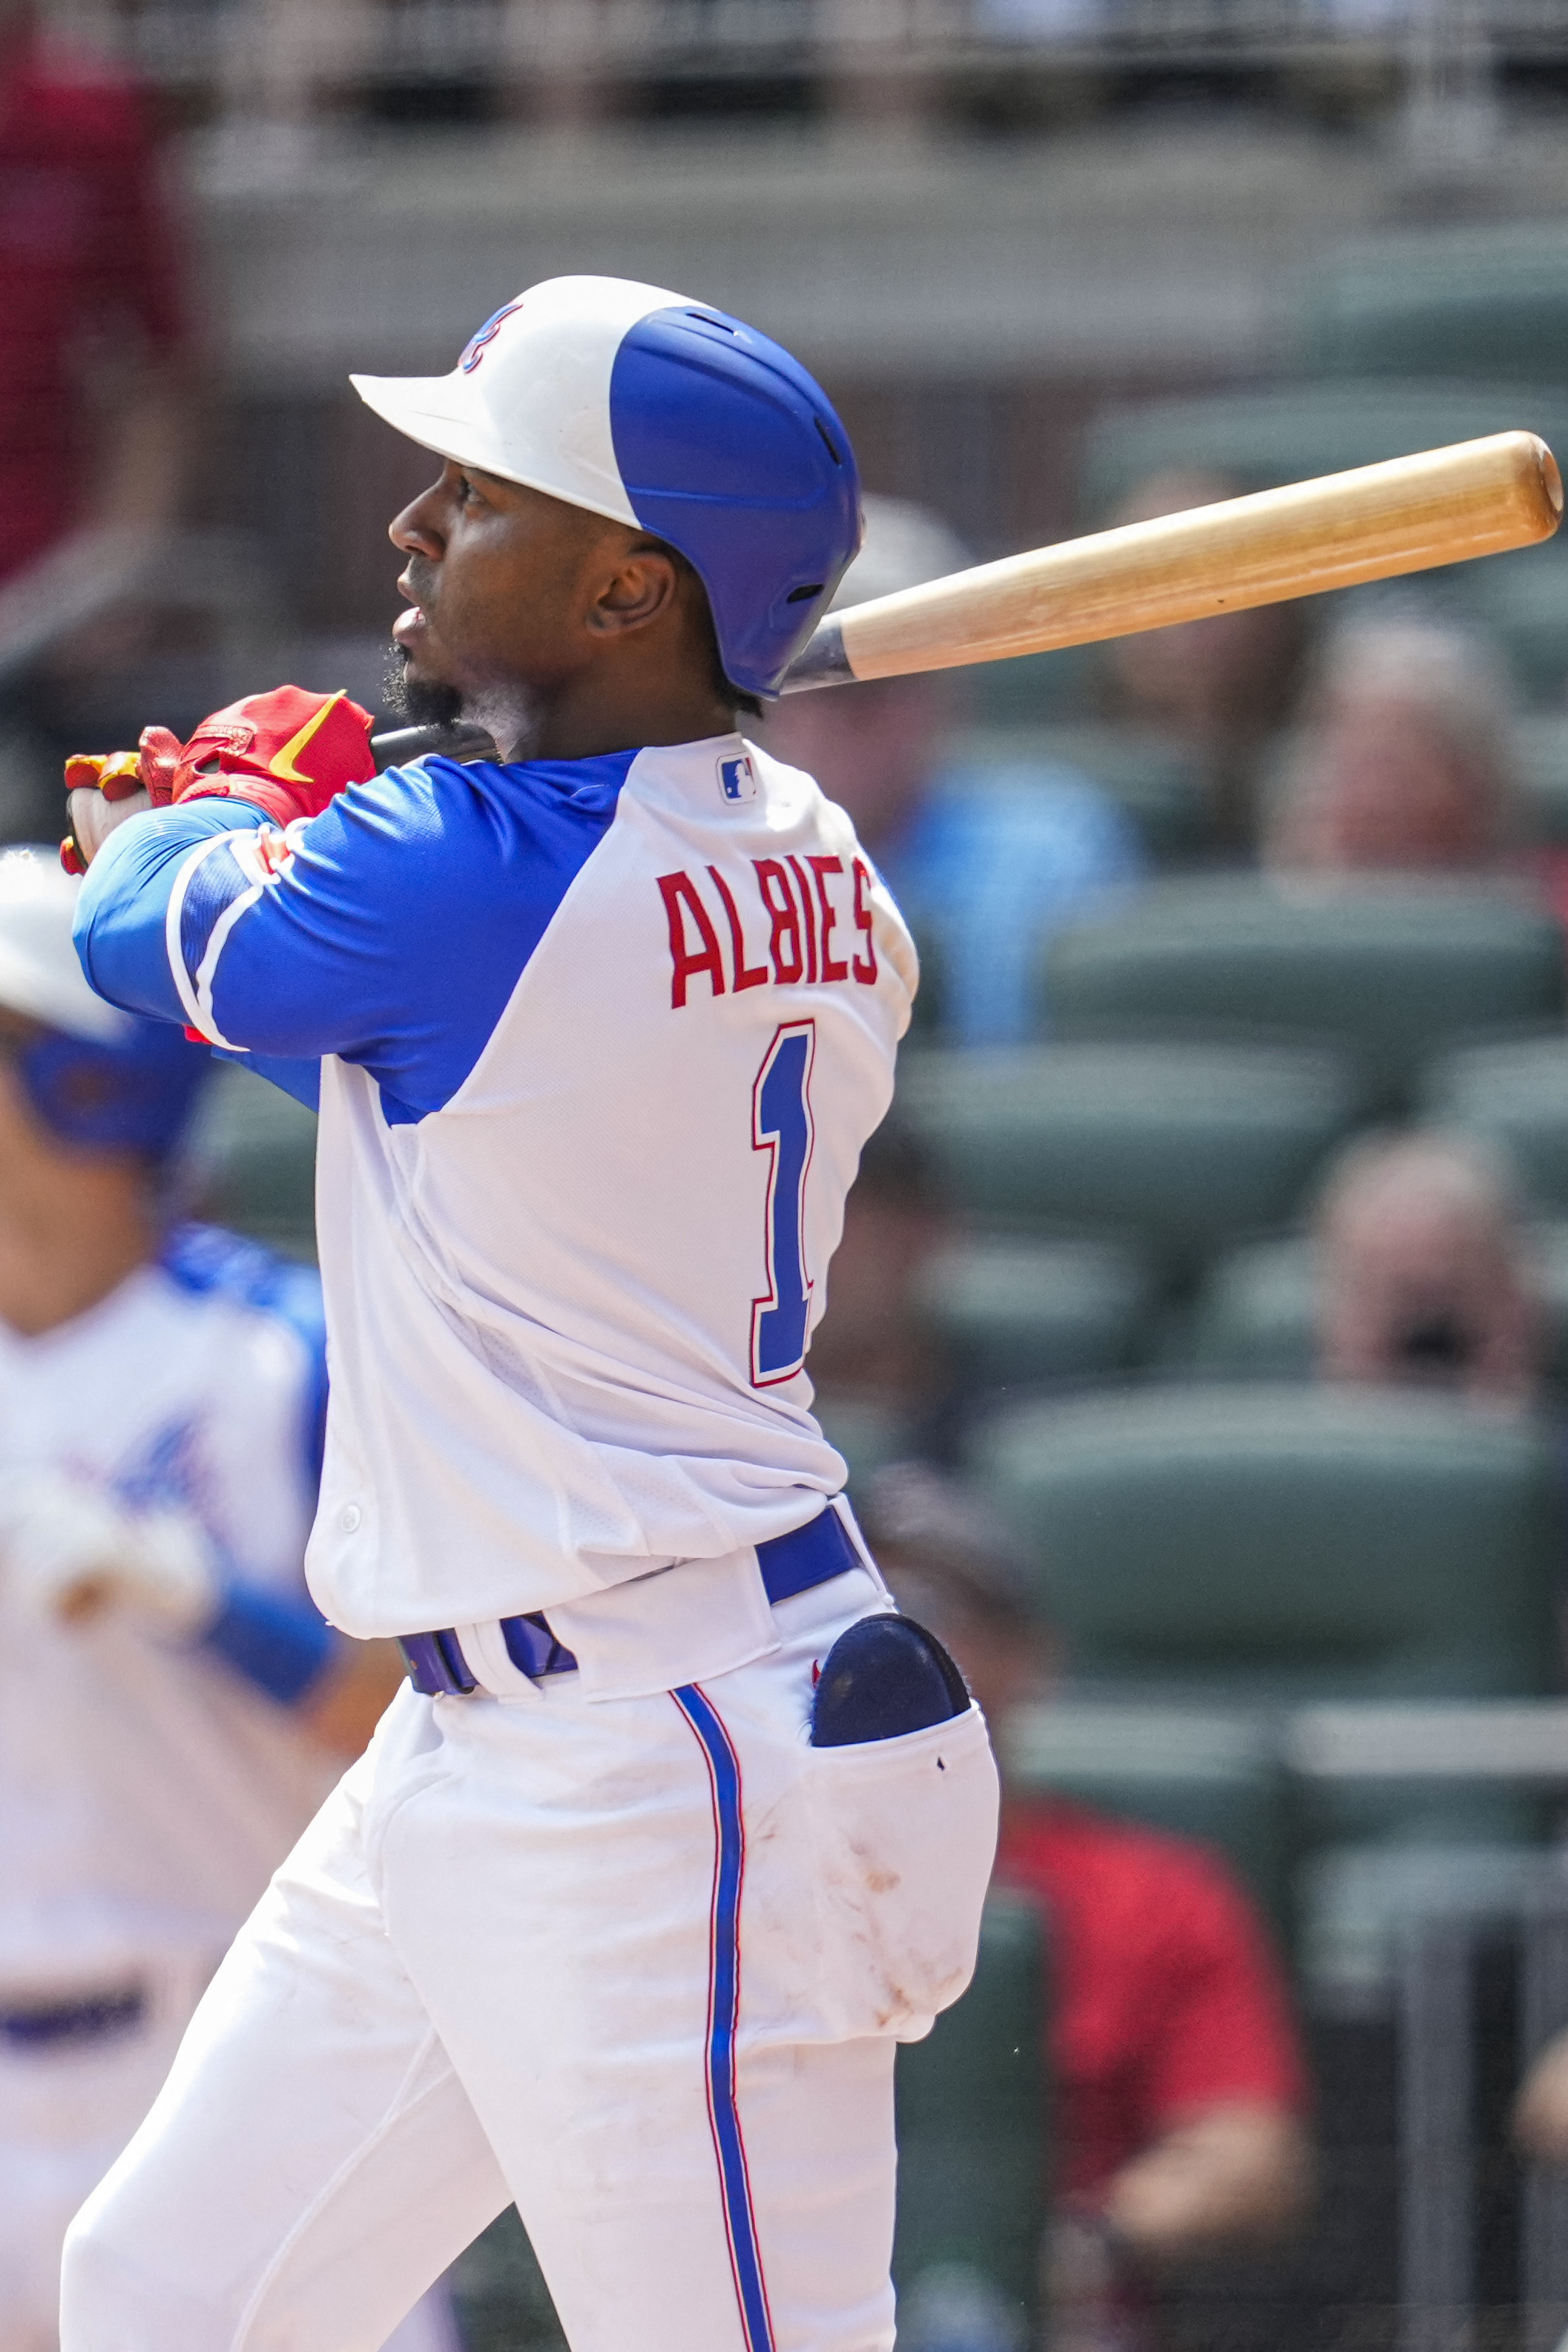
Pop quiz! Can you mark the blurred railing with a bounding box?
[39,0,1568,119]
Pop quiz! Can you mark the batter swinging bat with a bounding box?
[370,429,1561,765]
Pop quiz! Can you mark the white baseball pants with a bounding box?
[59,1569,998,2352]
[0,1957,453,2352]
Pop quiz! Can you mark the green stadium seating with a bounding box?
[892,1894,1047,2352]
[969,1382,1562,1710]
[1420,1037,1568,1213]
[1078,381,1568,521]
[1513,714,1568,840]
[896,1041,1363,1282]
[972,1382,1564,1882]
[1459,541,1568,706]
[949,723,1210,863]
[1188,1221,1568,1400]
[451,2210,567,2352]
[1042,877,1567,1109]
[1006,1701,1295,1940]
[917,1235,1156,1397]
[812,1397,923,1489]
[1185,1236,1317,1383]
[187,1062,318,1259]
[1297,226,1568,386]
[963,643,1096,729]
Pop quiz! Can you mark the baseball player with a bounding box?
[0,851,450,2352]
[59,275,1000,2352]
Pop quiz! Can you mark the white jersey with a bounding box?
[76,734,917,1642]
[0,1234,330,1996]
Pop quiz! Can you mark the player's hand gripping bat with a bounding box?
[370,430,1564,765]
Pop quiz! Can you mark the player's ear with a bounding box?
[585,541,681,642]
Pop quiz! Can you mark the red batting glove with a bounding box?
[168,686,378,826]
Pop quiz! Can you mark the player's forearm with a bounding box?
[75,800,268,1028]
[202,1576,335,1706]
[1101,2104,1313,2262]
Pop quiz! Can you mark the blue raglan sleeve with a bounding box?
[76,753,630,1119]
[75,767,488,1116]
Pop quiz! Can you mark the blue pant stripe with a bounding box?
[673,1683,776,2352]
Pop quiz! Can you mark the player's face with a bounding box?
[388,461,673,741]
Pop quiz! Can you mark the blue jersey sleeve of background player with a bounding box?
[161,1223,336,1707]
[75,752,636,1124]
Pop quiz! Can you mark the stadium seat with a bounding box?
[1078,381,1568,521]
[1007,1700,1295,1938]
[896,1040,1362,1282]
[1297,225,1568,387]
[917,1234,1156,1399]
[972,1382,1564,1879]
[1420,1037,1568,1214]
[1042,877,1567,1109]
[188,1062,319,1260]
[1459,542,1568,706]
[963,642,1095,728]
[892,1893,1047,2351]
[1185,1235,1317,1383]
[950,722,1210,863]
[969,1382,1562,1709]
[1188,1225,1568,1401]
[1513,714,1568,841]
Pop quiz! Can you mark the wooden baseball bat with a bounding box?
[781,428,1562,691]
[369,430,1560,761]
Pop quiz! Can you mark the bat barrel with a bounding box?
[780,430,1562,692]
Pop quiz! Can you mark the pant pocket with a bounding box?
[803,1702,999,2045]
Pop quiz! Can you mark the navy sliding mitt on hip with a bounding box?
[809,1613,971,1747]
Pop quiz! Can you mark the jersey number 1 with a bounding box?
[751,1021,815,1386]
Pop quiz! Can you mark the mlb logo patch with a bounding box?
[717,754,758,806]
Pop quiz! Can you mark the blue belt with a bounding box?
[399,1505,860,1699]
[0,1985,145,2050]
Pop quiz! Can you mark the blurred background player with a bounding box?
[858,1463,1312,2352]
[0,849,421,2352]
[763,495,1144,1044]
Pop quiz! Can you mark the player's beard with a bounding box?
[383,648,463,732]
[383,647,543,760]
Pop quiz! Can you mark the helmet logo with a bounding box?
[460,301,525,373]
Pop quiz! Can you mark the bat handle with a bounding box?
[778,619,854,696]
[369,722,500,766]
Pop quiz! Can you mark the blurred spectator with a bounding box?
[0,854,434,2351]
[860,1463,1312,2352]
[1314,1129,1543,1405]
[0,2,191,577]
[0,2,196,833]
[806,1113,957,1475]
[1098,470,1309,859]
[1513,2026,1568,2166]
[763,495,1143,1044]
[1263,618,1519,876]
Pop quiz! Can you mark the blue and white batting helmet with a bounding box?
[0,849,209,1158]
[351,275,862,700]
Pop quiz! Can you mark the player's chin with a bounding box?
[383,643,466,732]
